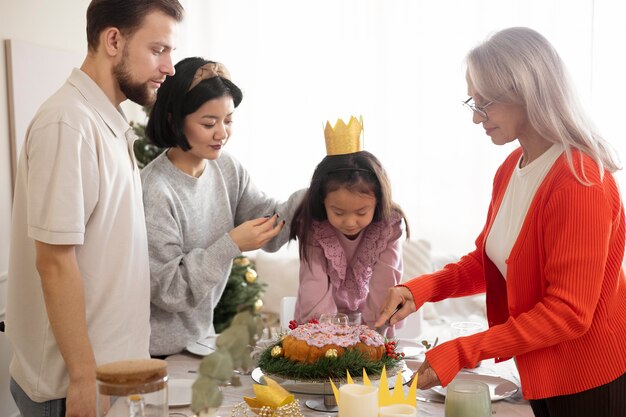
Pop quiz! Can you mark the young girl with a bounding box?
[289,144,410,335]
[142,57,304,356]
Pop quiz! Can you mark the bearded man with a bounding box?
[6,1,184,416]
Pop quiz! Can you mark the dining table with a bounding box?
[164,338,534,417]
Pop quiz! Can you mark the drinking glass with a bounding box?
[451,321,485,368]
[319,313,349,325]
[444,380,491,417]
[451,321,484,338]
[345,311,362,326]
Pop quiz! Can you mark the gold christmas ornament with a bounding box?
[244,269,258,283]
[271,346,283,358]
[325,349,338,359]
[254,298,264,312]
[324,115,363,155]
[233,257,251,267]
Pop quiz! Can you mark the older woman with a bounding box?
[376,27,626,417]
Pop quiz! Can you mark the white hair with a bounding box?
[466,27,621,182]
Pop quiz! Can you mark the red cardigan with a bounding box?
[405,148,626,399]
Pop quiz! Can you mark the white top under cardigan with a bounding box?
[486,144,564,278]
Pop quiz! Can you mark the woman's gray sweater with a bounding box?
[141,151,304,355]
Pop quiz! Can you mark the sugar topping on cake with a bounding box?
[288,322,384,348]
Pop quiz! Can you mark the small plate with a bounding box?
[398,345,425,359]
[185,335,217,356]
[431,374,518,402]
[168,378,195,407]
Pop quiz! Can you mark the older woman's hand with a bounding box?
[414,359,442,390]
[374,285,417,328]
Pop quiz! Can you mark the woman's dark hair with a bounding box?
[146,57,243,150]
[290,151,410,263]
[86,0,184,52]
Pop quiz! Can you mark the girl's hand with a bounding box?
[229,215,285,251]
[374,285,417,328]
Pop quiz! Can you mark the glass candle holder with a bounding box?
[444,380,491,417]
[96,358,168,417]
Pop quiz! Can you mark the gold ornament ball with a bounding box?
[325,349,338,359]
[234,257,251,267]
[254,298,264,312]
[271,346,283,358]
[244,269,258,283]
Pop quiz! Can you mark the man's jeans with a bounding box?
[10,378,66,417]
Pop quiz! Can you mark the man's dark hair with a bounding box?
[86,0,184,51]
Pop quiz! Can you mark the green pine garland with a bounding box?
[257,341,403,382]
[213,256,267,333]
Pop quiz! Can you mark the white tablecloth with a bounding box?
[164,340,534,417]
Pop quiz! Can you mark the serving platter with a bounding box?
[251,362,412,395]
[430,373,519,402]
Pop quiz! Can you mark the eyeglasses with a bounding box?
[463,97,493,120]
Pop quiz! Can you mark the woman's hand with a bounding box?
[229,214,285,251]
[374,285,417,328]
[414,358,442,390]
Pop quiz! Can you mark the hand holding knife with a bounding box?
[375,306,400,335]
[374,285,418,335]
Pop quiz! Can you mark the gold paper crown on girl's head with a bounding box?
[324,115,364,155]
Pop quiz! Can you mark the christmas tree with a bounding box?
[213,256,267,333]
[130,106,164,169]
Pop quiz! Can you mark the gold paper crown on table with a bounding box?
[329,366,418,407]
[238,376,304,417]
[324,115,364,155]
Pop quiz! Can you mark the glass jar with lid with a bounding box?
[96,358,168,417]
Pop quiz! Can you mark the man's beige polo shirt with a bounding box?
[7,68,151,401]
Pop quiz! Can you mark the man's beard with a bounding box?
[113,49,156,106]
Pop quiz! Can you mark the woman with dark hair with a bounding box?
[142,57,304,356]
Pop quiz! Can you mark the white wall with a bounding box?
[178,0,626,256]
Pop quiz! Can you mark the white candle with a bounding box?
[338,384,378,417]
[379,404,418,417]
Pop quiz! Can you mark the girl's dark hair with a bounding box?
[86,0,184,52]
[146,57,243,150]
[289,151,410,263]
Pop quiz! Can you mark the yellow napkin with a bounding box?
[243,376,294,410]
